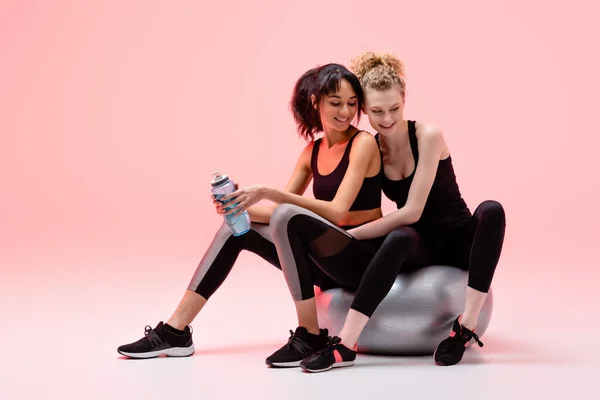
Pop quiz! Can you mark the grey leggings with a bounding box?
[187,214,340,299]
[270,204,411,317]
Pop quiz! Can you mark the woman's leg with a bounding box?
[169,223,280,328]
[461,201,506,329]
[298,227,434,373]
[338,227,434,348]
[434,200,506,366]
[266,204,378,368]
[118,223,282,359]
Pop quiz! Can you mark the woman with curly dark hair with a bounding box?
[117,64,384,368]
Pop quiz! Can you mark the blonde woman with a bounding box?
[272,53,506,372]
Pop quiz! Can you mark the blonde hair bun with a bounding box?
[350,52,404,81]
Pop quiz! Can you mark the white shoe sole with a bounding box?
[119,344,195,359]
[266,360,301,368]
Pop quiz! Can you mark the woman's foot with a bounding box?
[117,322,195,359]
[299,336,356,373]
[266,327,329,367]
[433,316,483,366]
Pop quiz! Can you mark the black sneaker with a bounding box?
[434,316,483,366]
[265,327,329,368]
[299,336,356,373]
[117,322,195,359]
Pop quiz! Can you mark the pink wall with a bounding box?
[1,0,597,275]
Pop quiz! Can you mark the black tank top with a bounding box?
[377,121,471,232]
[311,131,382,211]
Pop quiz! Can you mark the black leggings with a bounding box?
[421,200,506,293]
[272,201,506,318]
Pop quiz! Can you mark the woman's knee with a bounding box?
[270,203,306,236]
[385,227,421,247]
[215,222,234,241]
[475,200,506,225]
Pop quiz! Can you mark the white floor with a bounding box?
[1,251,597,400]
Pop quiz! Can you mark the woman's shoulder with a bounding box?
[297,139,319,165]
[414,121,449,158]
[414,121,443,140]
[352,129,378,148]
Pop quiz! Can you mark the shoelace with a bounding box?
[286,329,315,355]
[144,325,164,347]
[461,327,484,347]
[317,336,342,356]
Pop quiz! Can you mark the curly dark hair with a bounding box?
[290,63,364,141]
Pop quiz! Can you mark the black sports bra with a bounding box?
[311,131,382,211]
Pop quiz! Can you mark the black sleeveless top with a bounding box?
[377,120,471,232]
[311,131,382,211]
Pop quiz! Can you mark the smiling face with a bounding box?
[313,78,358,134]
[363,85,405,137]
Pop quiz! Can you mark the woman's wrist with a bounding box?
[261,185,274,201]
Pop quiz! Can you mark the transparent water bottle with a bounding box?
[210,172,251,236]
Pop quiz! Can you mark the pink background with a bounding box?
[1,0,598,328]
[1,1,599,397]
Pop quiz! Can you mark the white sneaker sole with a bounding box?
[266,360,301,368]
[118,344,195,359]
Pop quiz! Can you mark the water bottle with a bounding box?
[211,172,251,236]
